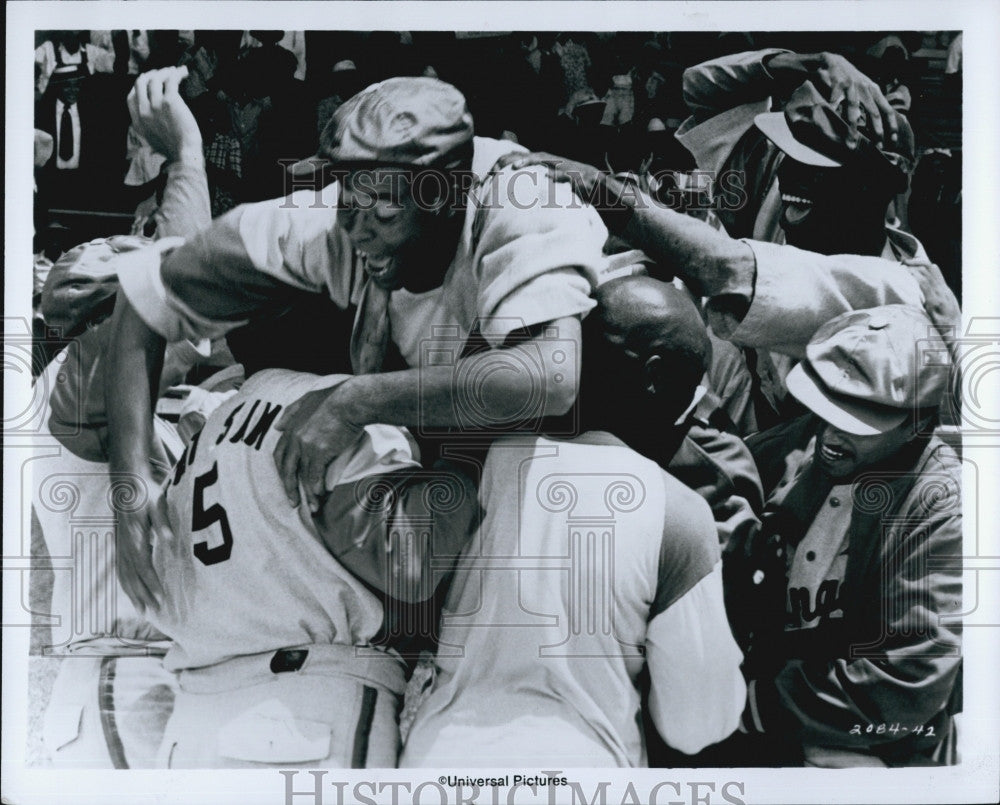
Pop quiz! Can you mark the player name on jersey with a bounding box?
[169,395,283,489]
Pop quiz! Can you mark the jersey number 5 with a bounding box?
[192,462,234,565]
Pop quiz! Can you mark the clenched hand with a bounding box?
[273,384,365,513]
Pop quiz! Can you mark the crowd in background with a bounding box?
[26,30,968,773]
[33,29,962,293]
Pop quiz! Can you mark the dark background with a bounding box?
[32,29,962,291]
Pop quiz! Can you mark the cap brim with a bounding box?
[286,155,331,178]
[754,112,842,168]
[786,362,908,436]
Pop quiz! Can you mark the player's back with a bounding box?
[148,369,420,671]
[401,431,718,767]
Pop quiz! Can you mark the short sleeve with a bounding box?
[649,473,721,619]
[473,167,607,345]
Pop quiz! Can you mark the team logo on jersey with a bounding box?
[786,578,844,628]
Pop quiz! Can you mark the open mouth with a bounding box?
[781,193,814,225]
[819,442,852,463]
[362,254,393,272]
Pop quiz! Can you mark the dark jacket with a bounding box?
[729,414,962,766]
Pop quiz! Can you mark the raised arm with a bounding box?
[126,67,212,239]
[107,67,213,611]
[681,48,791,123]
[683,49,898,144]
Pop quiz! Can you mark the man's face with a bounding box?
[58,80,82,106]
[580,314,655,417]
[338,169,425,268]
[814,420,914,480]
[776,157,891,256]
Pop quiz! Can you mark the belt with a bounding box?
[177,643,407,696]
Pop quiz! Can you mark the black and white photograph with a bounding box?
[4,2,998,804]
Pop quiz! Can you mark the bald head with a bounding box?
[595,276,710,370]
[584,276,712,425]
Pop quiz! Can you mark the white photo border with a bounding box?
[4,2,999,804]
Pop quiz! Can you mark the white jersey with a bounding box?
[401,433,741,767]
[148,369,420,671]
[31,343,180,656]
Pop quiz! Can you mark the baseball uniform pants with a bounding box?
[159,644,406,769]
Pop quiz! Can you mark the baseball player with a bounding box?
[30,66,213,768]
[401,278,746,767]
[729,305,962,767]
[144,368,478,768]
[103,76,630,614]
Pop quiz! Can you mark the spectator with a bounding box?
[35,30,115,96]
[35,60,133,215]
[314,59,365,139]
[865,35,913,112]
[34,65,91,208]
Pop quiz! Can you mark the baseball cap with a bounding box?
[785,305,951,435]
[288,76,474,177]
[41,235,153,336]
[754,80,916,180]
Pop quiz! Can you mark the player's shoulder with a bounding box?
[471,138,604,242]
[240,369,352,403]
[659,467,716,537]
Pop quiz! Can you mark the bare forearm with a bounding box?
[106,295,165,473]
[625,202,756,298]
[338,333,578,430]
[589,172,756,299]
[340,362,562,430]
